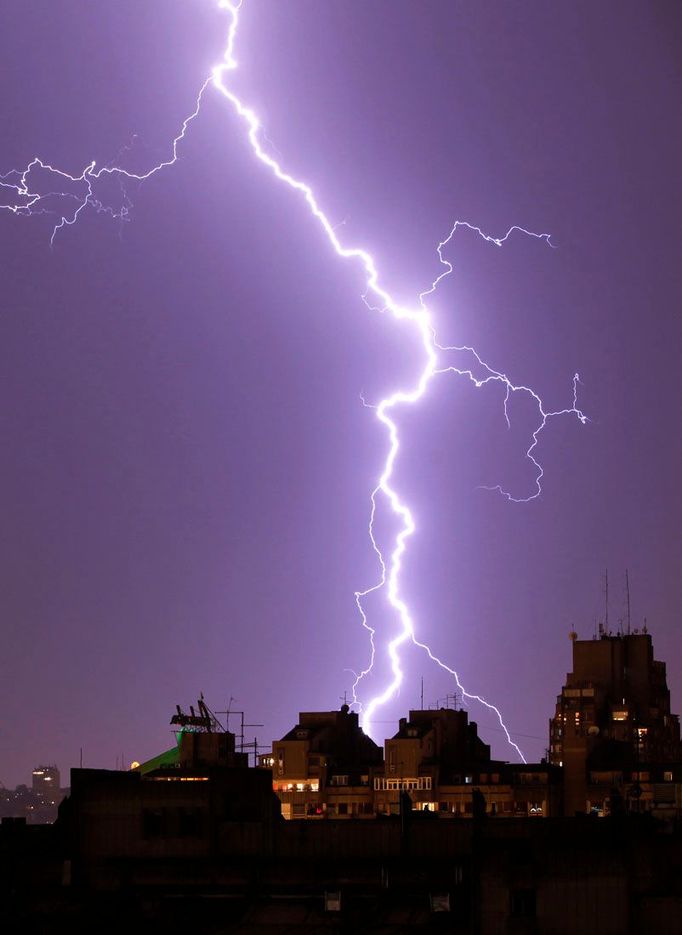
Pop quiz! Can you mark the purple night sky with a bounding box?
[1,1,681,787]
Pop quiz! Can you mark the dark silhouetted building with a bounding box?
[5,676,682,933]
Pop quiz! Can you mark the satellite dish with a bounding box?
[587,726,600,736]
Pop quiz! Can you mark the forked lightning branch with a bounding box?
[0,0,587,762]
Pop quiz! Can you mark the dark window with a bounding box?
[142,809,164,838]
[178,808,202,837]
[338,803,348,815]
[510,888,536,918]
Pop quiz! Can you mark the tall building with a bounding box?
[31,765,60,799]
[550,629,682,816]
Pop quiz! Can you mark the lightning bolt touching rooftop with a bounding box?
[1,0,587,762]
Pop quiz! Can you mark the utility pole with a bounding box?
[626,569,632,635]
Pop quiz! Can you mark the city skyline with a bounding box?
[5,621,681,800]
[2,1,681,787]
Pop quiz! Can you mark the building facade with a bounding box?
[550,630,682,816]
[262,705,561,819]
[259,705,382,818]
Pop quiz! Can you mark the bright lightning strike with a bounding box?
[1,0,587,763]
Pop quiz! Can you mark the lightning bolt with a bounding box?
[1,0,586,763]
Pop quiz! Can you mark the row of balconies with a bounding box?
[276,792,549,819]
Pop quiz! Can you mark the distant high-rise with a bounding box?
[32,764,61,799]
[550,630,682,815]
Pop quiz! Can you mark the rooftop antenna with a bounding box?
[420,676,424,710]
[219,710,264,753]
[216,697,237,733]
[626,569,632,635]
[226,696,236,732]
[442,692,456,709]
[604,568,609,633]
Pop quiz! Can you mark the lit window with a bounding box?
[612,711,628,721]
[150,776,208,782]
[664,771,673,782]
